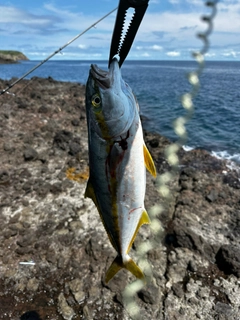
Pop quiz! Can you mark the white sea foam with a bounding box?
[182,145,240,173]
[211,150,240,163]
[182,145,195,152]
[211,150,240,173]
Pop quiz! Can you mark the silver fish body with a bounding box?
[85,58,156,282]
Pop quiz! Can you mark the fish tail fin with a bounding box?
[105,255,145,283]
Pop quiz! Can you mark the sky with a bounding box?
[0,0,239,61]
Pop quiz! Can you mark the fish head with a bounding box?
[86,58,138,139]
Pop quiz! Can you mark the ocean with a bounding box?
[0,60,239,164]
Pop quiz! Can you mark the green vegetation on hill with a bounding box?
[0,50,23,56]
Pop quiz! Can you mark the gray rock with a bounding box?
[206,189,219,202]
[57,292,75,320]
[3,142,14,152]
[19,168,32,178]
[215,302,233,317]
[149,138,159,148]
[0,170,9,183]
[138,284,159,304]
[22,199,29,206]
[23,147,38,161]
[38,105,48,113]
[69,141,81,156]
[53,130,73,151]
[38,151,48,163]
[216,245,240,277]
[22,182,32,192]
[71,118,80,126]
[50,182,62,194]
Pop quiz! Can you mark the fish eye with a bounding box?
[92,94,101,107]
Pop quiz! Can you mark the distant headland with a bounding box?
[0,50,29,64]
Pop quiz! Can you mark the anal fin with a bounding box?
[127,210,150,254]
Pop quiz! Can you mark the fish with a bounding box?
[85,58,156,283]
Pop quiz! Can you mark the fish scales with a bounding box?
[85,58,156,283]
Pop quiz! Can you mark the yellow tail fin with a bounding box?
[105,255,145,283]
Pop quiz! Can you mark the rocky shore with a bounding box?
[0,77,239,320]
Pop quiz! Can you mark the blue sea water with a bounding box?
[0,60,239,163]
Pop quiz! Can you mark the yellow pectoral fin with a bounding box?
[105,255,145,284]
[127,210,151,254]
[143,144,157,178]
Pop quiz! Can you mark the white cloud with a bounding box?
[151,45,162,51]
[141,12,205,34]
[78,44,88,49]
[29,51,48,56]
[42,3,115,32]
[214,2,240,33]
[0,5,60,28]
[166,51,181,57]
[136,44,162,51]
[142,52,150,57]
[222,51,240,58]
[0,6,28,23]
[205,52,216,57]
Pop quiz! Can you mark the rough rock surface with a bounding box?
[0,77,239,320]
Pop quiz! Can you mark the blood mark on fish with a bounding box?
[128,207,141,220]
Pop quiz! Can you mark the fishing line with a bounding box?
[0,7,117,96]
[122,1,218,319]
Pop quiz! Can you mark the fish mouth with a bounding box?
[90,58,120,90]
